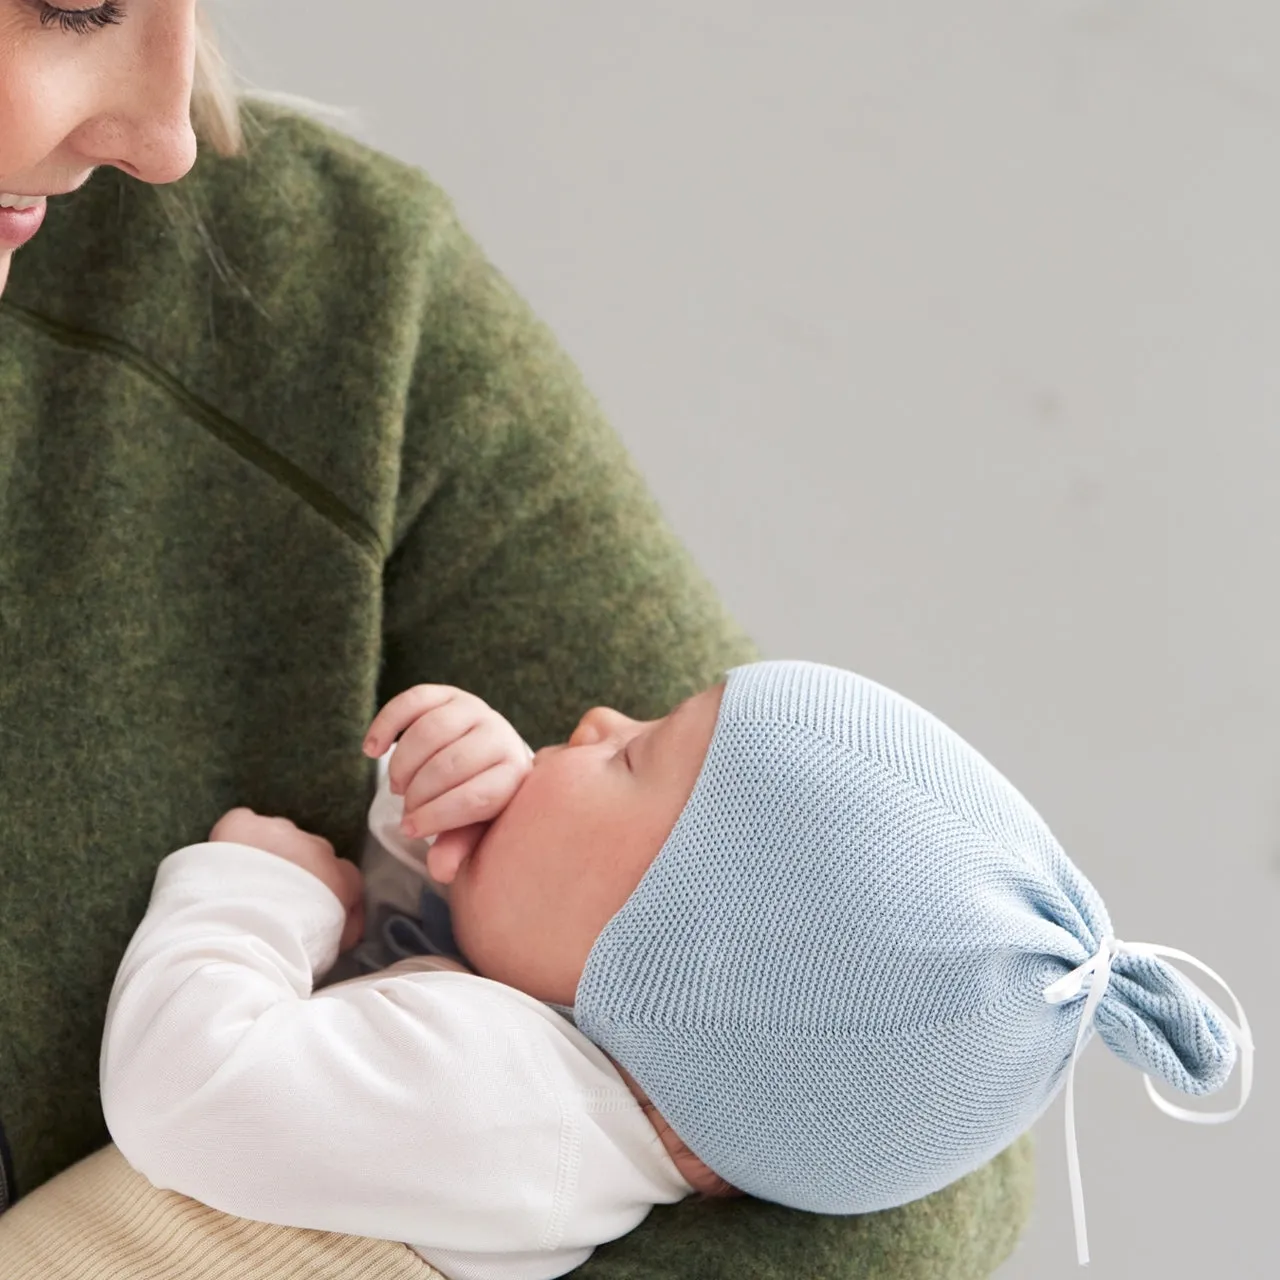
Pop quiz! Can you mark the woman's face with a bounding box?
[0,0,200,297]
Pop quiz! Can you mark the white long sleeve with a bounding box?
[100,842,690,1280]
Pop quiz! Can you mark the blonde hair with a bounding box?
[191,6,244,158]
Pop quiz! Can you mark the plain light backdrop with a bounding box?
[208,3,1277,1277]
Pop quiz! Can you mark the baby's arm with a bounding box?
[99,842,586,1255]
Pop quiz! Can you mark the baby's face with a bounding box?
[446,682,726,1007]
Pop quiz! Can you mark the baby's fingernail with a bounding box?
[363,736,377,754]
[400,819,416,837]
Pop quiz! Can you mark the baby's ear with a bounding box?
[426,823,487,885]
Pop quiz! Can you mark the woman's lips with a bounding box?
[0,200,48,249]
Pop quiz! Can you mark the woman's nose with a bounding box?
[68,10,199,186]
[569,705,639,747]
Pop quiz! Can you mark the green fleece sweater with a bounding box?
[0,101,1033,1277]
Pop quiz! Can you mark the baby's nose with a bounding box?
[570,704,636,747]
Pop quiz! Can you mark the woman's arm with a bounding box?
[376,194,758,744]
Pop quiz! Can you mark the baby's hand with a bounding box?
[208,808,365,952]
[362,685,532,881]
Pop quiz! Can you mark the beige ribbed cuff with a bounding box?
[0,1144,446,1280]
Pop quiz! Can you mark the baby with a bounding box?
[100,661,1253,1280]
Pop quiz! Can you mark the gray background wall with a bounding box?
[209,3,1276,1276]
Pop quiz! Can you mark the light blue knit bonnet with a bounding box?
[568,660,1253,1264]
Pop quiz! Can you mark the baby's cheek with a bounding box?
[447,828,517,940]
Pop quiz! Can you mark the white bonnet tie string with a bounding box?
[1042,936,1255,1266]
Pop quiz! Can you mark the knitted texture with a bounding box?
[0,1145,445,1280]
[0,1136,1035,1280]
[576,661,1237,1213]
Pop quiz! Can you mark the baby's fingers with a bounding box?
[389,700,490,799]
[426,824,487,886]
[399,719,511,815]
[363,685,464,757]
[402,761,525,838]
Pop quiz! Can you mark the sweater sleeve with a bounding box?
[377,199,759,744]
